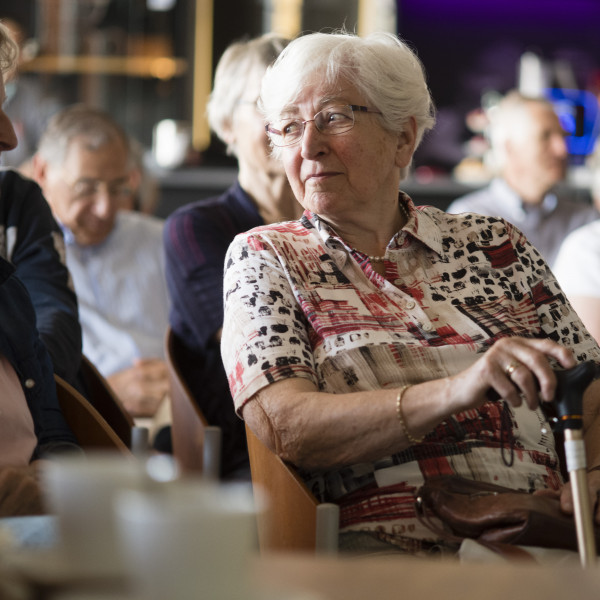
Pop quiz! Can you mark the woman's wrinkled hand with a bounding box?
[449,336,576,414]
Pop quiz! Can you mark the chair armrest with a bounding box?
[203,426,222,481]
[315,502,340,555]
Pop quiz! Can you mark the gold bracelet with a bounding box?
[396,385,424,445]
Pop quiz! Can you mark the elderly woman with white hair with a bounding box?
[164,33,301,480]
[220,31,600,555]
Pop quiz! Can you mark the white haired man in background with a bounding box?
[447,90,598,267]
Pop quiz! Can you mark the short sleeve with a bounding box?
[221,232,317,415]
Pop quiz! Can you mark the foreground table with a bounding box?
[251,552,600,600]
[2,545,600,599]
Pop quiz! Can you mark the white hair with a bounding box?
[206,33,290,154]
[259,30,436,177]
[0,21,18,75]
[37,104,130,167]
[487,91,556,171]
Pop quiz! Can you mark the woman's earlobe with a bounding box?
[221,123,236,150]
[395,117,417,167]
[31,154,47,184]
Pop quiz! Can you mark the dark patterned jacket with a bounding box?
[0,168,81,385]
[0,256,79,457]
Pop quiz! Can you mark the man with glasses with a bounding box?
[447,91,598,268]
[32,105,171,434]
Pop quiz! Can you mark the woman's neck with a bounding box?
[326,198,407,259]
[238,166,302,224]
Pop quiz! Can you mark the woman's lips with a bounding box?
[305,171,339,182]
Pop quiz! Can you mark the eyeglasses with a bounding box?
[265,104,382,147]
[67,178,133,203]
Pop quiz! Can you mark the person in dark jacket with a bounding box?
[0,20,80,516]
[0,257,80,516]
[0,168,82,386]
[0,19,81,386]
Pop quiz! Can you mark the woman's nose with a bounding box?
[300,121,327,158]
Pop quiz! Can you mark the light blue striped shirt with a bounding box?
[63,211,170,376]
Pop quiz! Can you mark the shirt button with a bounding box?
[421,323,433,332]
[24,378,36,389]
[405,300,416,310]
[394,278,403,285]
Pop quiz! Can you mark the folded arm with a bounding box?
[244,336,576,471]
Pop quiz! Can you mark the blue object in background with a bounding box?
[546,88,600,160]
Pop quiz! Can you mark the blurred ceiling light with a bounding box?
[147,0,176,11]
[518,51,546,97]
[151,57,178,79]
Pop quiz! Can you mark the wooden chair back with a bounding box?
[165,327,221,479]
[55,374,132,455]
[79,355,135,448]
[245,425,339,554]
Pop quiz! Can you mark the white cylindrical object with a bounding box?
[564,429,597,567]
[565,437,587,473]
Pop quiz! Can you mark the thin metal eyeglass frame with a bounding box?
[265,104,382,147]
[64,177,133,202]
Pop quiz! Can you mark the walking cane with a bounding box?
[542,361,600,567]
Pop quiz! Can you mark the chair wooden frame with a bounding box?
[79,354,136,448]
[165,327,222,479]
[245,425,339,554]
[55,374,131,455]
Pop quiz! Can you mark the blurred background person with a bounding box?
[553,141,600,343]
[32,105,171,441]
[446,91,598,267]
[587,138,600,212]
[0,163,82,389]
[0,19,80,517]
[0,21,81,389]
[163,33,301,480]
[121,136,160,215]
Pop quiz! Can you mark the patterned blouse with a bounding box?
[221,194,600,552]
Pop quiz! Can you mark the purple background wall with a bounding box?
[397,0,600,170]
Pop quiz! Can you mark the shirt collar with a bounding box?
[59,221,76,246]
[60,212,122,248]
[305,192,444,264]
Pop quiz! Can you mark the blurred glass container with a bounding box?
[115,481,260,600]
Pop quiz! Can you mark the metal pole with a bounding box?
[540,361,600,568]
[564,429,597,567]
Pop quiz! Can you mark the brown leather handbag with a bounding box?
[415,475,600,553]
